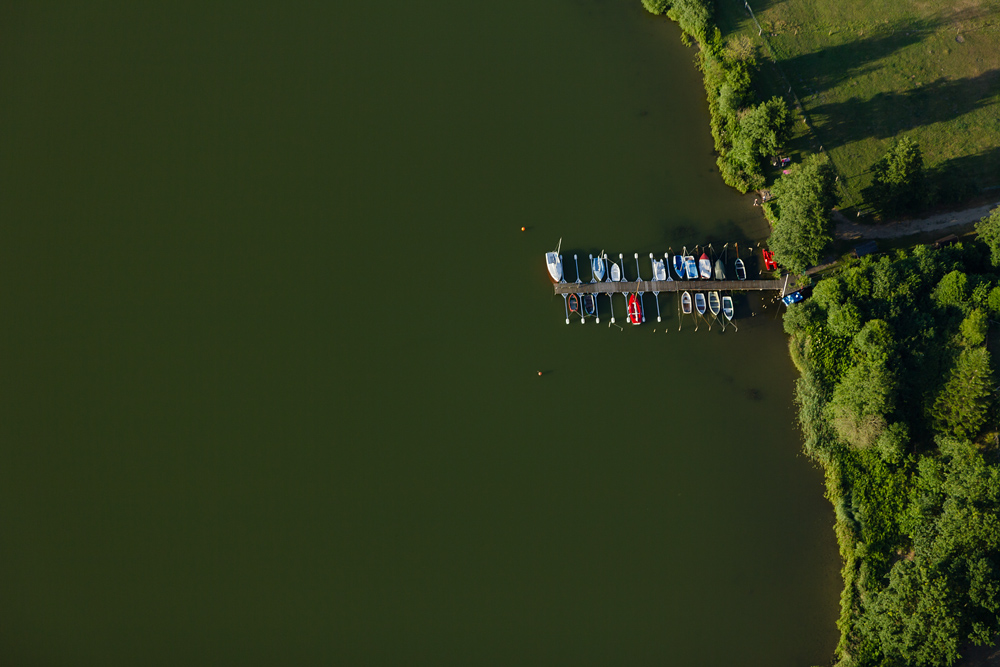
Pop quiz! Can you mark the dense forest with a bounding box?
[783,207,1000,667]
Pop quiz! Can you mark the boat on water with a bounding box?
[672,254,686,279]
[681,291,692,314]
[722,295,734,320]
[698,253,712,280]
[735,258,746,281]
[592,254,605,282]
[714,259,725,280]
[610,261,622,282]
[568,293,580,315]
[695,292,707,315]
[782,290,805,306]
[708,291,721,316]
[582,293,597,316]
[684,256,699,280]
[627,293,642,325]
[652,257,667,282]
[762,249,778,271]
[545,238,564,282]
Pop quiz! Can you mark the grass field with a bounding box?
[714,0,1000,213]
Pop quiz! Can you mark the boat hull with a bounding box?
[694,292,706,315]
[591,257,605,282]
[545,252,563,282]
[582,293,596,316]
[698,255,711,280]
[714,259,725,280]
[722,295,734,320]
[652,259,667,282]
[681,291,692,315]
[708,291,721,316]
[627,293,642,325]
[567,293,580,314]
[610,262,621,282]
[684,257,698,280]
[672,256,685,279]
[735,259,746,281]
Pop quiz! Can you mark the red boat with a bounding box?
[627,293,642,325]
[762,249,778,271]
[568,293,580,314]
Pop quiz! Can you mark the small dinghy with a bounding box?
[699,253,712,280]
[722,295,734,320]
[568,293,580,315]
[582,293,596,317]
[610,261,621,282]
[672,254,686,279]
[714,259,725,280]
[762,249,778,271]
[627,293,642,325]
[545,238,564,283]
[651,258,667,282]
[684,256,699,280]
[708,291,721,317]
[681,291,692,315]
[591,254,606,282]
[695,292,707,315]
[735,259,747,281]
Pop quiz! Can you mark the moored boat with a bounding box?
[681,291,692,314]
[545,238,564,282]
[695,292,706,315]
[762,249,778,271]
[684,256,699,279]
[592,254,605,282]
[627,293,642,325]
[610,261,621,282]
[735,258,746,281]
[708,291,721,316]
[652,257,667,282]
[568,293,580,315]
[722,295,734,320]
[698,253,712,280]
[672,254,686,279]
[714,259,725,280]
[582,293,596,316]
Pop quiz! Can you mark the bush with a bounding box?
[640,0,671,14]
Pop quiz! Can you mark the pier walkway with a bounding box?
[554,279,785,295]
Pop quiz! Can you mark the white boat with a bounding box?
[610,261,621,282]
[591,254,605,282]
[684,256,699,279]
[714,259,725,280]
[735,258,746,281]
[708,291,721,316]
[546,238,564,283]
[722,295,734,320]
[695,292,706,315]
[698,253,712,280]
[651,258,667,282]
[681,291,692,314]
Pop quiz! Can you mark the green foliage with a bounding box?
[767,154,838,273]
[975,207,1000,268]
[640,0,670,14]
[929,347,993,440]
[959,308,988,347]
[665,0,712,43]
[863,137,926,218]
[931,270,969,310]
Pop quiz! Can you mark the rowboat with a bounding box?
[545,238,564,283]
[695,292,706,315]
[591,254,605,282]
[698,253,712,279]
[681,291,692,314]
[762,249,778,271]
[610,261,621,282]
[652,257,667,281]
[722,295,734,320]
[627,293,642,325]
[735,258,746,281]
[714,259,725,280]
[568,293,580,315]
[672,254,686,279]
[684,256,699,279]
[582,293,597,316]
[708,291,721,316]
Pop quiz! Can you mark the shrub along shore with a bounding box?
[643,1,1000,664]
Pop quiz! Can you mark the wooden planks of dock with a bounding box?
[554,279,784,295]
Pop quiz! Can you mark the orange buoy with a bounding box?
[537,371,542,376]
[521,226,526,231]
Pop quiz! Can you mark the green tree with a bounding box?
[766,154,838,272]
[864,136,926,217]
[640,0,670,14]
[929,347,993,439]
[959,308,988,347]
[974,206,1000,267]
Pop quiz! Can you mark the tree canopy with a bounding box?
[975,206,1000,267]
[765,154,838,272]
[864,136,926,218]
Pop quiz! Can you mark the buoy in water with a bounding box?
[521,227,526,231]
[537,371,542,376]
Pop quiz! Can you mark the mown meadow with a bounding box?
[714,0,1000,212]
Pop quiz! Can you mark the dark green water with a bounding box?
[1,1,840,664]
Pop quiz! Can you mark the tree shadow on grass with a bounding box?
[808,69,1000,149]
[926,146,1000,207]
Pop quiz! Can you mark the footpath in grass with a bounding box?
[715,0,1000,212]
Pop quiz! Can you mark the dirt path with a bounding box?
[834,199,1000,240]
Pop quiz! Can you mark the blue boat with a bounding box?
[684,256,699,280]
[672,254,685,279]
[782,291,805,306]
[582,293,597,316]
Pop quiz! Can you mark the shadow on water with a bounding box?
[810,69,1000,149]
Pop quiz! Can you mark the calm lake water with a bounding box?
[1,1,840,664]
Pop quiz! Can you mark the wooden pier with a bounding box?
[554,279,786,296]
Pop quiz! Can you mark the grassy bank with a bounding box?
[713,0,1000,212]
